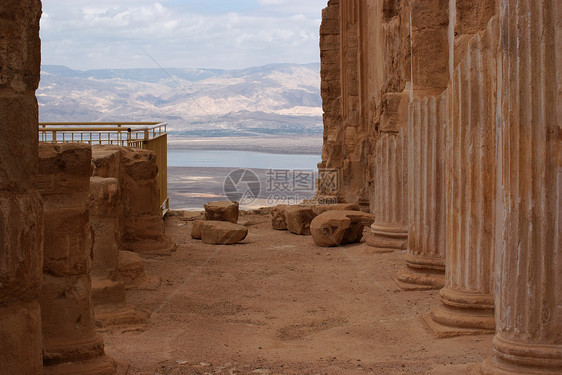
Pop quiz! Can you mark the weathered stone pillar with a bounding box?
[318,0,343,201]
[90,177,121,282]
[38,144,115,375]
[395,0,450,290]
[0,1,44,373]
[118,147,174,255]
[480,0,562,372]
[90,176,145,327]
[398,93,447,290]
[368,126,408,252]
[339,0,363,205]
[429,17,500,335]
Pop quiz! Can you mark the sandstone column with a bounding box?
[429,17,499,334]
[0,1,44,373]
[395,0,450,289]
[339,0,364,206]
[397,93,447,289]
[38,144,115,375]
[90,176,145,327]
[118,147,174,255]
[318,0,343,201]
[481,0,562,372]
[368,127,408,252]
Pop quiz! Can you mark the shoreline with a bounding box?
[167,135,323,155]
[168,166,318,211]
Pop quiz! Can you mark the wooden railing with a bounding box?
[39,122,169,215]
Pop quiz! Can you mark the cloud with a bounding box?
[40,0,327,70]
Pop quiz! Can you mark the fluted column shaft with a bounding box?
[482,0,562,373]
[398,93,447,289]
[431,17,499,332]
[368,129,408,251]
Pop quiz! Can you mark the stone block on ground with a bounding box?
[200,221,248,245]
[285,206,317,235]
[191,220,204,239]
[204,201,239,223]
[310,210,374,247]
[271,205,289,230]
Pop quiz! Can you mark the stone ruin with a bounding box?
[0,1,172,367]
[317,0,561,373]
[0,0,560,374]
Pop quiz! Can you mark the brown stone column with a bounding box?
[90,176,144,327]
[395,0,449,290]
[38,144,115,375]
[398,93,447,290]
[318,0,343,200]
[339,0,363,205]
[368,127,408,252]
[480,0,562,372]
[0,1,44,373]
[429,17,499,335]
[118,147,174,255]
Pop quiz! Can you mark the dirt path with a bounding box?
[103,212,492,375]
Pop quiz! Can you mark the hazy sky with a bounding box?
[40,0,327,70]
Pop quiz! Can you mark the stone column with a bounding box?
[368,126,408,252]
[118,147,174,255]
[480,0,562,372]
[339,0,364,205]
[397,93,447,290]
[90,177,144,327]
[429,17,499,335]
[0,1,44,373]
[38,144,115,375]
[318,0,343,201]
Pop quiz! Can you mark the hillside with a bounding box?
[37,63,322,137]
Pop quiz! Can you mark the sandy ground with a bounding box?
[103,212,492,375]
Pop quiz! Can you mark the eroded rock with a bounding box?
[310,210,374,247]
[191,220,204,239]
[204,201,239,223]
[285,206,316,235]
[199,221,248,245]
[271,204,289,230]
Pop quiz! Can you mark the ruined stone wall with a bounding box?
[318,0,412,209]
[92,145,174,255]
[0,1,44,373]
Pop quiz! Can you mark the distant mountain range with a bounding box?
[38,63,322,137]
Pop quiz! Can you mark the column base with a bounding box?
[44,334,116,374]
[44,356,116,375]
[94,304,147,329]
[426,287,495,336]
[479,335,562,375]
[124,238,176,256]
[424,308,494,338]
[395,254,445,290]
[365,223,408,253]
